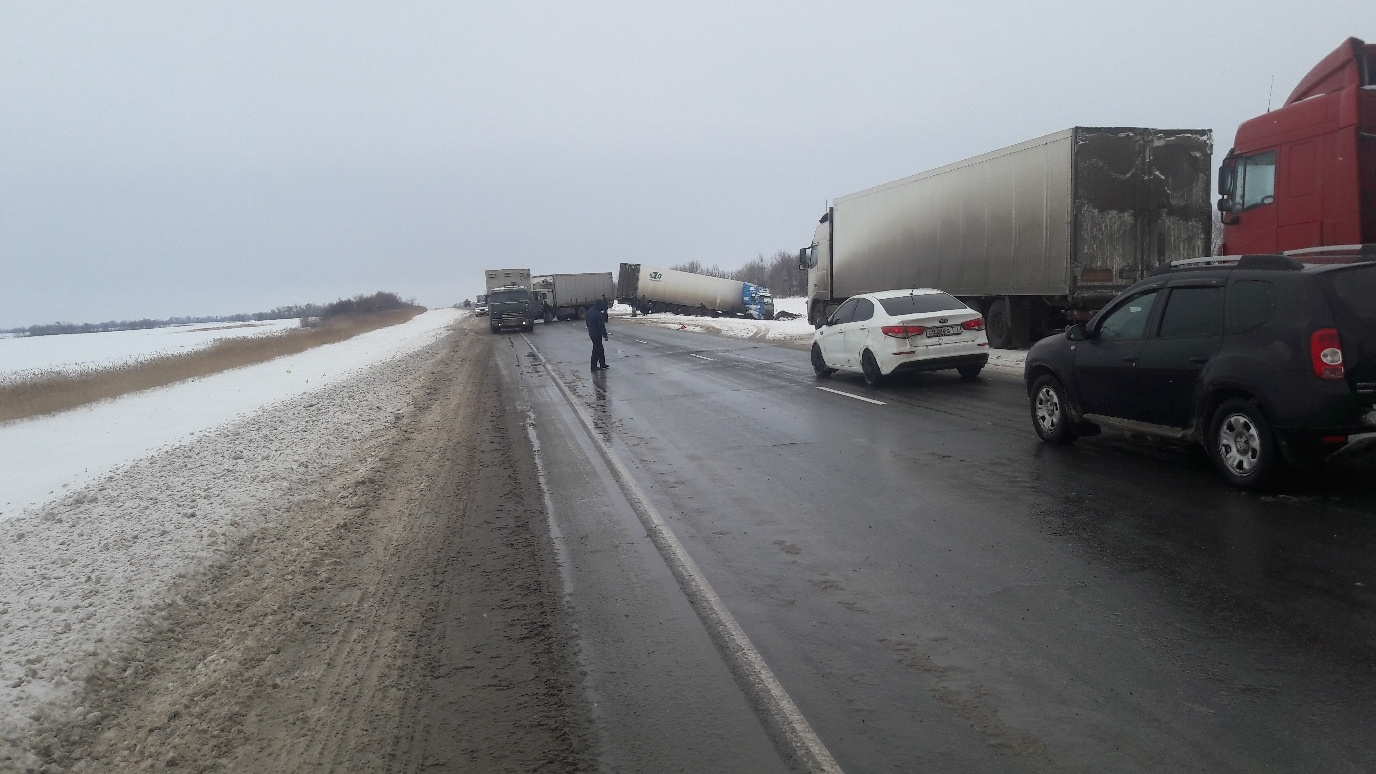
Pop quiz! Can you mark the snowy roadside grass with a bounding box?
[0,319,300,383]
[0,308,429,424]
[0,309,461,525]
[0,335,450,767]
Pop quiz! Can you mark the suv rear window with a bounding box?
[877,293,966,316]
[1320,265,1376,326]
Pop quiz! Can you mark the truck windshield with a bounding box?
[490,290,529,303]
[878,293,967,316]
[1238,151,1277,209]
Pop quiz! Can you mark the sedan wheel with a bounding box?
[1029,374,1076,444]
[861,350,884,387]
[810,343,834,378]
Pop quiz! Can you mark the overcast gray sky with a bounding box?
[0,1,1367,327]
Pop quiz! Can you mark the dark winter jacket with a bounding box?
[586,300,608,339]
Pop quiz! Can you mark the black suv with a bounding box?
[1024,252,1376,489]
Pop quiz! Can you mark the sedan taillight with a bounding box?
[961,317,986,331]
[1310,328,1345,380]
[881,325,926,338]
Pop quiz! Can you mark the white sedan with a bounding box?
[810,289,989,385]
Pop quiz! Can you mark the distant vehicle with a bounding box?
[811,289,988,386]
[487,286,535,333]
[1024,250,1376,489]
[485,269,531,292]
[531,273,615,322]
[475,293,488,317]
[1217,37,1374,256]
[616,263,774,319]
[799,127,1214,348]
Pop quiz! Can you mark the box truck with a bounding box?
[531,272,616,322]
[799,127,1214,347]
[483,268,534,333]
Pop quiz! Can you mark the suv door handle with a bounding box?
[1188,355,1210,364]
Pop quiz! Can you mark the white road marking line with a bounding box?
[520,335,845,774]
[814,386,886,405]
[689,353,715,361]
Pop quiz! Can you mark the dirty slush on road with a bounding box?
[26,320,594,773]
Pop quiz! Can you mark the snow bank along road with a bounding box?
[0,311,592,772]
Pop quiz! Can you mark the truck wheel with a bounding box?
[543,309,554,324]
[1029,374,1076,444]
[810,343,835,378]
[861,351,884,387]
[986,298,1013,349]
[1208,399,1278,490]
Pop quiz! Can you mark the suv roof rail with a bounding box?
[1153,254,1303,275]
[1284,244,1376,264]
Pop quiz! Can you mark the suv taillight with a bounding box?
[1310,328,1345,380]
[881,325,926,338]
[961,317,985,331]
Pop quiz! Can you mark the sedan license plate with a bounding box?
[925,325,960,338]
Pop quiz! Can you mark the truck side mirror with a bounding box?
[1065,323,1088,341]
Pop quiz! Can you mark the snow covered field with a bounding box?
[0,309,461,753]
[0,319,301,383]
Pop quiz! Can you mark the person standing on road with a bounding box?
[587,298,609,371]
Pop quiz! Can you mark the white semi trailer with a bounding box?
[799,127,1214,348]
[616,264,774,320]
[531,272,615,322]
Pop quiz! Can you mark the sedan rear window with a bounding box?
[877,293,966,316]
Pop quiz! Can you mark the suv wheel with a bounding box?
[861,350,884,386]
[810,343,834,378]
[1208,399,1277,490]
[1030,374,1076,444]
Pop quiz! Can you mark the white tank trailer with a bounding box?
[616,264,775,319]
[531,272,616,322]
[799,127,1214,347]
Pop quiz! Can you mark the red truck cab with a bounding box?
[1218,37,1376,255]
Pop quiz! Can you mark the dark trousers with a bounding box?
[590,336,606,368]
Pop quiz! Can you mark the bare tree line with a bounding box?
[671,250,806,297]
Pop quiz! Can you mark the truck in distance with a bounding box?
[531,273,615,322]
[485,268,531,292]
[483,268,535,333]
[799,127,1214,348]
[616,263,775,320]
[486,286,534,333]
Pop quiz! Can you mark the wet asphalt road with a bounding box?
[496,315,1376,774]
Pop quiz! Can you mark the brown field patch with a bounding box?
[0,307,425,423]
